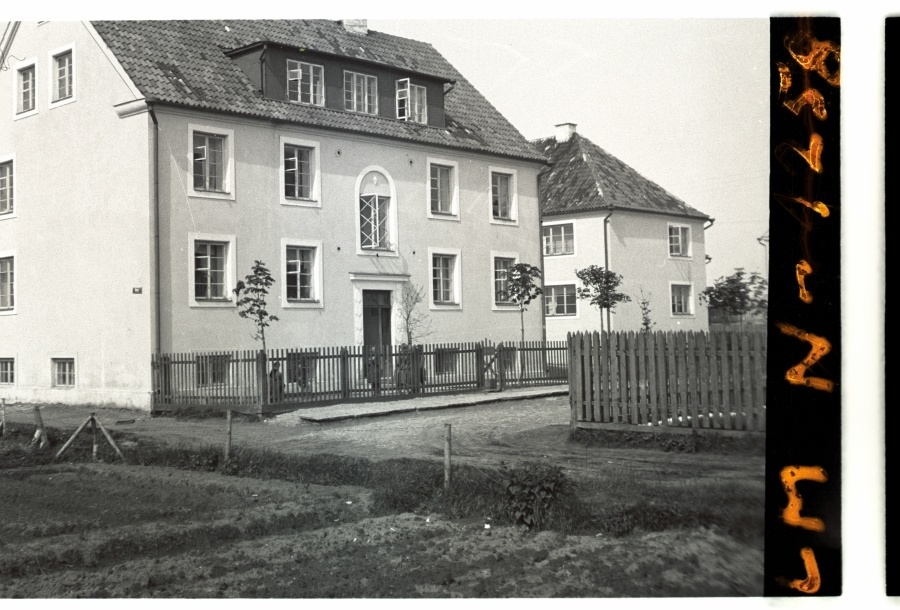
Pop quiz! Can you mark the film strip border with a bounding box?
[886,16,896,599]
[764,17,842,596]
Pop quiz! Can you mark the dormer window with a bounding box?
[396,78,427,124]
[287,60,324,106]
[344,71,377,115]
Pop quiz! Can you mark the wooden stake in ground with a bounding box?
[31,405,50,450]
[55,414,127,463]
[224,409,233,461]
[1,398,6,437]
[91,415,98,461]
[444,423,452,490]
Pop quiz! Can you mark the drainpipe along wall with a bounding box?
[148,103,162,355]
[603,211,613,332]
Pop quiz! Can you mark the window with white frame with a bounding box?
[197,354,229,386]
[52,50,73,102]
[671,283,693,316]
[284,145,313,200]
[491,172,512,220]
[668,225,691,257]
[432,254,456,304]
[0,257,13,311]
[396,79,427,124]
[430,164,454,215]
[493,256,515,304]
[193,132,226,192]
[17,64,36,114]
[0,358,13,385]
[287,60,324,106]
[52,358,75,387]
[194,242,228,300]
[542,224,574,256]
[286,246,316,301]
[544,285,576,316]
[0,161,12,215]
[344,71,378,115]
[359,171,392,250]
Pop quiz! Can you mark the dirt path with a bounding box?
[6,396,764,484]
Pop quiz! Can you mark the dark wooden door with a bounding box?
[362,290,392,385]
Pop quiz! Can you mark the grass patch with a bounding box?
[569,427,765,454]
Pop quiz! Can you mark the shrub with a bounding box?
[501,462,567,530]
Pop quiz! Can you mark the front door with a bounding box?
[362,290,392,383]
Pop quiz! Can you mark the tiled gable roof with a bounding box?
[90,20,546,163]
[533,133,710,220]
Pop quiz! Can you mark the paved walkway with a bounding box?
[268,385,569,425]
[1,385,569,431]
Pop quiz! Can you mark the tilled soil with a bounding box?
[0,463,762,598]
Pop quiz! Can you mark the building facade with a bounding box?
[534,124,711,341]
[0,20,546,409]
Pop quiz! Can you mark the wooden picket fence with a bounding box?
[151,340,568,413]
[568,331,766,432]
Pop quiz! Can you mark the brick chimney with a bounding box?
[341,19,368,35]
[554,122,577,142]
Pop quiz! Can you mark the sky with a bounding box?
[369,19,771,285]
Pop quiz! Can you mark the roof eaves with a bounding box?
[149,98,547,164]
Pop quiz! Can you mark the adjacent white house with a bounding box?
[0,20,546,409]
[534,124,711,340]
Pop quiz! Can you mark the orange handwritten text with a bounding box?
[778,547,822,594]
[784,88,827,120]
[795,260,813,304]
[790,133,824,173]
[777,62,793,93]
[775,323,834,392]
[780,465,827,531]
[786,31,841,86]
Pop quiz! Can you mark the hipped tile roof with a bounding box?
[91,20,546,163]
[533,132,710,220]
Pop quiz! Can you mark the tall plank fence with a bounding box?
[151,340,568,413]
[568,331,766,432]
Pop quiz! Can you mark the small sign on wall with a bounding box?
[132,287,142,294]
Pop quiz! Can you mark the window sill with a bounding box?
[281,198,321,209]
[546,314,577,318]
[358,248,399,258]
[430,301,462,311]
[0,212,16,222]
[543,252,576,258]
[670,313,696,318]
[0,309,17,317]
[428,210,460,222]
[284,299,324,310]
[13,108,38,121]
[190,189,235,202]
[491,302,518,312]
[49,96,76,110]
[190,299,235,309]
[668,254,693,260]
[490,217,519,227]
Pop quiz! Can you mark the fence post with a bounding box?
[32,405,49,449]
[498,343,505,392]
[1,398,6,437]
[444,423,452,490]
[475,342,485,390]
[224,409,233,461]
[91,414,98,461]
[340,348,350,400]
[256,350,268,409]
